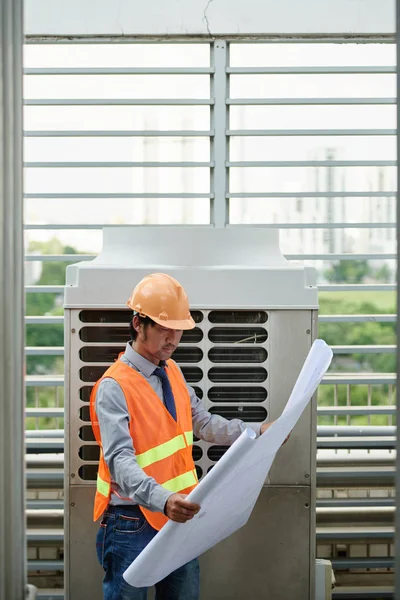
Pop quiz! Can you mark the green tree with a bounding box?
[26,238,79,375]
[324,259,371,283]
[318,295,396,426]
[26,239,82,429]
[374,264,392,283]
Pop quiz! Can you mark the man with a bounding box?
[90,272,278,600]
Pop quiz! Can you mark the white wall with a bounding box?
[25,0,394,37]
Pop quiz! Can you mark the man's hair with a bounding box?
[129,312,155,341]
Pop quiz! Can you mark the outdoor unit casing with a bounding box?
[64,227,318,600]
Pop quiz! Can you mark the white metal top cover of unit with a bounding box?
[64,227,318,309]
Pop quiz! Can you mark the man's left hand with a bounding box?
[260,421,291,445]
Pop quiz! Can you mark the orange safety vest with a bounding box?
[89,356,198,530]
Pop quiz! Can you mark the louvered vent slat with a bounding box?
[80,366,108,382]
[208,347,267,363]
[79,326,203,343]
[80,309,131,323]
[79,446,100,461]
[208,386,267,402]
[80,386,93,402]
[171,347,203,363]
[80,406,90,422]
[80,346,124,362]
[208,310,267,324]
[208,367,267,383]
[209,406,267,422]
[192,446,203,461]
[79,465,97,480]
[180,366,203,383]
[208,446,229,461]
[208,326,268,344]
[79,425,95,442]
[79,309,203,324]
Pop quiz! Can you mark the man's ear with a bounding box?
[132,315,142,335]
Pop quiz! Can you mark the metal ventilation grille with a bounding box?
[208,367,267,383]
[75,308,205,482]
[80,346,123,362]
[209,386,267,402]
[79,325,204,343]
[172,347,204,363]
[80,309,131,323]
[209,347,267,363]
[180,366,203,383]
[208,406,267,421]
[73,308,268,484]
[79,309,204,324]
[80,366,108,382]
[208,326,268,343]
[79,446,100,461]
[207,446,229,461]
[208,310,268,324]
[204,310,269,473]
[79,406,90,422]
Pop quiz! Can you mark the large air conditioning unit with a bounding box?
[64,226,318,600]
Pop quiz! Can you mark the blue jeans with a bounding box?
[96,505,200,600]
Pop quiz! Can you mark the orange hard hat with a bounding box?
[126,273,195,330]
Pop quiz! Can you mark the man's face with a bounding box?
[134,316,183,364]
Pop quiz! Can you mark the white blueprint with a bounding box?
[123,339,333,588]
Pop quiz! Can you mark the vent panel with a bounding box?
[80,326,129,343]
[80,366,108,382]
[208,326,268,344]
[79,426,96,442]
[79,325,203,344]
[80,346,122,363]
[72,308,269,482]
[209,406,267,422]
[80,386,93,402]
[208,386,267,402]
[208,367,267,383]
[79,309,203,324]
[180,366,203,383]
[80,309,131,323]
[79,445,100,461]
[208,347,267,363]
[193,386,203,399]
[208,446,229,461]
[182,328,204,343]
[79,465,97,481]
[80,406,91,422]
[192,445,203,461]
[208,310,268,324]
[191,311,204,324]
[172,347,203,363]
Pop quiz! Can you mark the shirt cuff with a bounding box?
[149,485,174,514]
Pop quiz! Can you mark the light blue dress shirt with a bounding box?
[95,342,263,514]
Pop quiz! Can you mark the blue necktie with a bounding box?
[154,366,177,421]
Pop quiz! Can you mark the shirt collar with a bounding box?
[123,342,166,378]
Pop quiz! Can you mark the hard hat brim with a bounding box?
[127,302,196,330]
[150,315,196,330]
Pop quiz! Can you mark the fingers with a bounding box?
[173,498,200,522]
[176,497,200,513]
[165,493,201,523]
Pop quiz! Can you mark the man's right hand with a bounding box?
[165,493,200,523]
